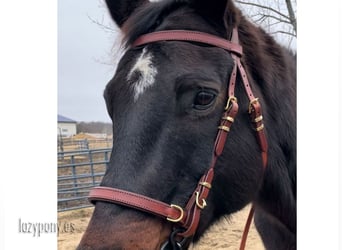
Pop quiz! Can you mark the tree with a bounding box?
[235,0,297,50]
[91,0,297,50]
[77,122,112,135]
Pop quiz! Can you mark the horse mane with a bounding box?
[122,0,189,48]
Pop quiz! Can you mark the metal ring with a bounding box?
[161,228,186,250]
[167,204,184,223]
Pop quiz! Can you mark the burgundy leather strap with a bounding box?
[228,62,238,97]
[133,30,243,56]
[239,205,255,250]
[89,187,187,224]
[231,30,268,167]
[215,100,239,156]
[178,69,240,238]
[230,31,268,249]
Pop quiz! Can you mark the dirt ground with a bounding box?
[58,204,264,250]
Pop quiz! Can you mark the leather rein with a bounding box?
[88,28,268,250]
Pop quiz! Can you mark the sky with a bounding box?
[58,0,297,123]
[58,0,120,122]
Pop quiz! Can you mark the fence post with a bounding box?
[71,155,79,197]
[58,134,64,160]
[89,150,95,186]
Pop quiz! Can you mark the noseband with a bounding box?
[88,28,268,250]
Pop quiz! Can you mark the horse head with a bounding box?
[78,0,296,249]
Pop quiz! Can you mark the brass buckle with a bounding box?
[167,204,184,223]
[225,96,238,111]
[248,98,259,113]
[195,192,207,209]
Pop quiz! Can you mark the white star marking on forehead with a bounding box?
[127,48,158,101]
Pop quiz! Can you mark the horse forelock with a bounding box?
[123,0,189,48]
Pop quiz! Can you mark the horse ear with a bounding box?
[189,0,240,30]
[105,0,148,27]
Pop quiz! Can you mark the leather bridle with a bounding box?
[88,28,268,250]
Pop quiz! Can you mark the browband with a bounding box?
[133,30,243,56]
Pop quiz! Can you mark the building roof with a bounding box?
[58,114,77,123]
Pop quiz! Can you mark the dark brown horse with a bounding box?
[78,0,296,249]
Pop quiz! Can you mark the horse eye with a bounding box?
[193,91,216,110]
